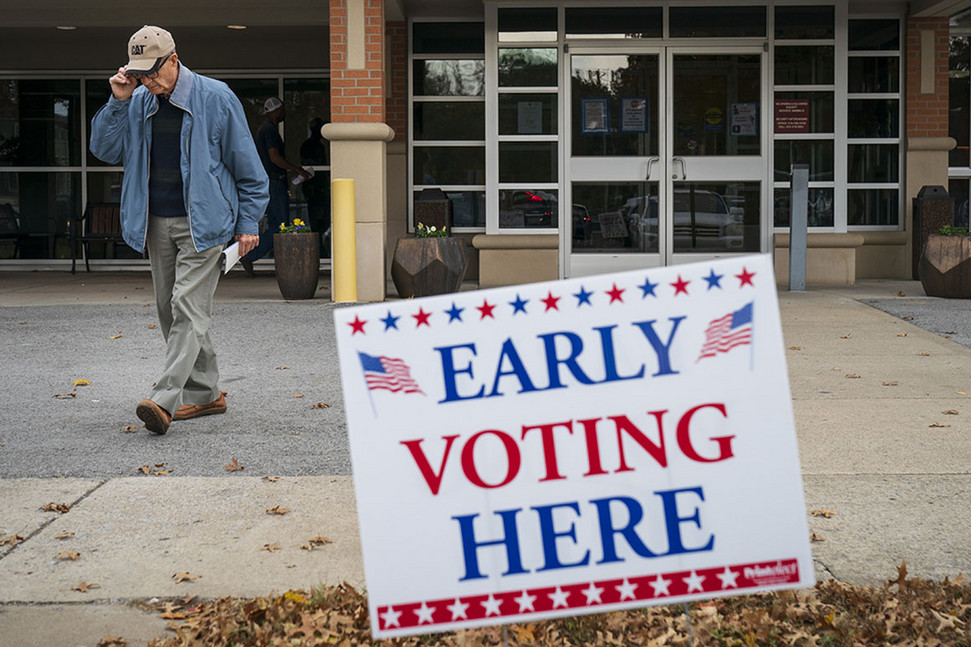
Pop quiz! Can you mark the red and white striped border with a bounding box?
[377,558,800,631]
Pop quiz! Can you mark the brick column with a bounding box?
[326,0,394,301]
[385,21,407,141]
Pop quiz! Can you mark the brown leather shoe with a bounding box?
[173,391,227,421]
[136,399,172,435]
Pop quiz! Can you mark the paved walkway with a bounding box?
[0,270,969,645]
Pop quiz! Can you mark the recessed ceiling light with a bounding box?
[227,25,247,30]
[56,26,77,31]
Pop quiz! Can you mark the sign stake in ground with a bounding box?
[336,254,813,639]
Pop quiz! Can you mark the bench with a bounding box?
[71,203,124,273]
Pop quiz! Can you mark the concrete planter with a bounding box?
[918,234,971,298]
[273,233,319,300]
[390,237,468,298]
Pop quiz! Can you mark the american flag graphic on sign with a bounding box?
[359,352,424,394]
[698,302,753,361]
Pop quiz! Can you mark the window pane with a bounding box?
[0,80,81,167]
[565,7,662,39]
[414,102,485,140]
[774,92,834,133]
[847,144,899,182]
[669,7,766,38]
[672,183,760,253]
[413,146,484,185]
[498,8,557,43]
[773,187,834,227]
[83,171,142,261]
[571,182,659,253]
[85,79,114,167]
[775,46,834,85]
[571,54,659,157]
[499,94,557,135]
[412,22,484,54]
[774,140,834,181]
[848,189,898,225]
[411,190,485,228]
[849,19,900,51]
[222,78,278,133]
[0,171,79,259]
[499,142,558,183]
[413,60,484,96]
[284,78,330,164]
[848,99,899,138]
[848,57,900,93]
[950,36,970,167]
[498,48,558,87]
[775,5,834,39]
[499,189,558,228]
[950,179,970,228]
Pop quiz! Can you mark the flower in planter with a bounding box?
[938,225,970,237]
[279,218,312,234]
[416,222,448,238]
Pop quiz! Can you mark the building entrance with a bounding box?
[566,47,766,277]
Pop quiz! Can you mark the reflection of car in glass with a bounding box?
[510,190,557,228]
[623,190,745,251]
[572,204,591,241]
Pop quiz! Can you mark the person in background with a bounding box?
[299,117,331,257]
[89,25,268,434]
[241,97,310,275]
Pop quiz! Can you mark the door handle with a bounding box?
[671,157,687,180]
[645,156,660,180]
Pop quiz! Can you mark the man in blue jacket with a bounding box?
[90,26,269,435]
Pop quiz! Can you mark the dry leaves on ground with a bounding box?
[942,409,959,415]
[929,422,952,428]
[58,551,81,561]
[225,457,244,472]
[172,572,201,584]
[263,476,281,483]
[845,373,861,379]
[147,571,971,647]
[139,463,173,476]
[301,536,333,551]
[73,379,91,387]
[122,425,138,433]
[97,636,127,647]
[266,505,290,516]
[811,509,838,518]
[41,502,70,513]
[0,535,25,547]
[261,543,282,553]
[55,531,75,540]
[312,402,330,409]
[71,581,99,592]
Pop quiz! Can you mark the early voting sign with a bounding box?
[334,254,813,639]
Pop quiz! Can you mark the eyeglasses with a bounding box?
[130,54,171,81]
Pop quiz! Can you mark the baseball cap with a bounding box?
[126,26,175,75]
[262,97,284,115]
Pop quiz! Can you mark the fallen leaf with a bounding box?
[263,476,280,483]
[956,391,968,396]
[840,334,851,339]
[897,291,905,297]
[152,469,173,476]
[225,457,244,472]
[810,509,837,518]
[929,422,951,428]
[52,390,77,399]
[789,346,802,351]
[810,532,826,542]
[137,465,150,475]
[173,572,201,583]
[154,463,165,468]
[41,502,70,513]
[260,543,282,553]
[882,381,898,387]
[831,367,842,371]
[147,324,157,329]
[292,393,305,398]
[71,581,100,592]
[55,531,75,540]
[897,333,907,337]
[942,409,959,415]
[904,316,914,321]
[97,636,127,647]
[73,379,91,387]
[122,425,138,433]
[266,505,290,515]
[276,366,290,370]
[919,352,931,356]
[845,373,861,379]
[109,334,123,339]
[888,561,908,589]
[58,551,81,561]
[159,602,187,620]
[311,402,330,409]
[944,330,959,334]
[0,535,25,547]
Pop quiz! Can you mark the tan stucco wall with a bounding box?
[472,234,559,288]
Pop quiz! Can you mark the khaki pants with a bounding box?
[146,216,223,415]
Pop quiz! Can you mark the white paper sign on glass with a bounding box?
[334,254,813,639]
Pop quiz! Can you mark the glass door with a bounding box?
[666,48,764,264]
[566,47,765,277]
[567,48,663,277]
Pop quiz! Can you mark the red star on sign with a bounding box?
[671,275,690,296]
[736,267,755,287]
[606,283,625,303]
[542,291,560,311]
[349,316,367,335]
[413,307,432,327]
[477,300,496,319]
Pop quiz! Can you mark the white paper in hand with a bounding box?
[220,242,241,275]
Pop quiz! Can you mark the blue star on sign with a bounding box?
[510,294,529,314]
[573,286,593,307]
[380,310,400,331]
[703,269,724,290]
[445,302,464,323]
[639,277,658,298]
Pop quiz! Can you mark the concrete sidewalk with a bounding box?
[1,271,970,645]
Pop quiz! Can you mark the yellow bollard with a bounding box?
[331,178,358,302]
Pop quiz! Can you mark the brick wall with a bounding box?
[906,17,949,138]
[386,21,407,140]
[329,0,385,123]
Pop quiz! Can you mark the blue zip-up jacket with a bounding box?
[89,63,269,252]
